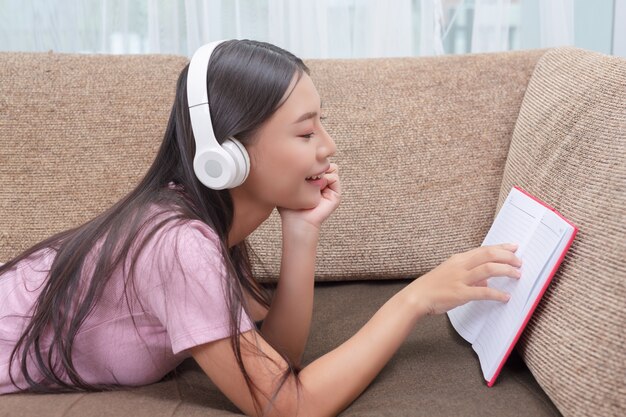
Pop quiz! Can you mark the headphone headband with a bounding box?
[187,41,222,108]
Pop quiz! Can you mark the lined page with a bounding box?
[473,208,569,381]
[520,210,571,310]
[447,188,543,343]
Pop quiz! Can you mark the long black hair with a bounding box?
[0,39,310,413]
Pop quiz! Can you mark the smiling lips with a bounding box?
[305,173,328,188]
[305,165,330,181]
[305,173,324,181]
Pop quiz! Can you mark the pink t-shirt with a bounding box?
[0,205,254,393]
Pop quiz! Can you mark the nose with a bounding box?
[318,128,337,160]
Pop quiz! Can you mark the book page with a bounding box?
[447,188,543,343]
[520,210,571,310]
[473,208,570,381]
[447,187,576,385]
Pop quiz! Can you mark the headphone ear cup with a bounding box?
[222,137,250,187]
[193,147,237,190]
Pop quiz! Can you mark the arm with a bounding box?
[192,243,523,417]
[193,281,422,417]
[259,224,318,366]
[257,164,340,366]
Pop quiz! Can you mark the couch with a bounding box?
[0,46,624,417]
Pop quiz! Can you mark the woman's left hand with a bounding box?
[278,163,341,232]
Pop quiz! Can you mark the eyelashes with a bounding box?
[300,116,328,139]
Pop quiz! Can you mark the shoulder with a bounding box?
[138,207,226,274]
[142,203,222,252]
[161,218,222,257]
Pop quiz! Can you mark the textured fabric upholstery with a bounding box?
[249,50,546,281]
[0,52,188,261]
[0,49,546,283]
[497,47,626,417]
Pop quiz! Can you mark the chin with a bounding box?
[303,191,322,209]
[284,191,321,210]
[293,199,319,210]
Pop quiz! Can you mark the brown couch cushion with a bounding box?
[0,50,545,285]
[497,47,626,416]
[249,49,547,282]
[0,281,561,416]
[0,52,188,262]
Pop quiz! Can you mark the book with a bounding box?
[447,185,578,387]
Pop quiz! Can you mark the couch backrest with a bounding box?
[0,52,187,260]
[497,47,626,417]
[249,50,546,281]
[0,49,545,283]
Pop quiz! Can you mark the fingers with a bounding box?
[465,262,522,284]
[322,163,341,197]
[469,286,511,303]
[464,243,521,271]
[463,243,522,303]
[324,163,339,185]
[475,279,488,287]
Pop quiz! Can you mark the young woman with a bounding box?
[0,39,522,416]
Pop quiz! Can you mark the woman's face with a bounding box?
[236,72,336,210]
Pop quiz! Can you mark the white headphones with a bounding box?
[187,40,250,190]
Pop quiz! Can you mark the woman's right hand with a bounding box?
[409,243,523,316]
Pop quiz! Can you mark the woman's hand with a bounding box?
[278,163,341,232]
[408,243,523,316]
